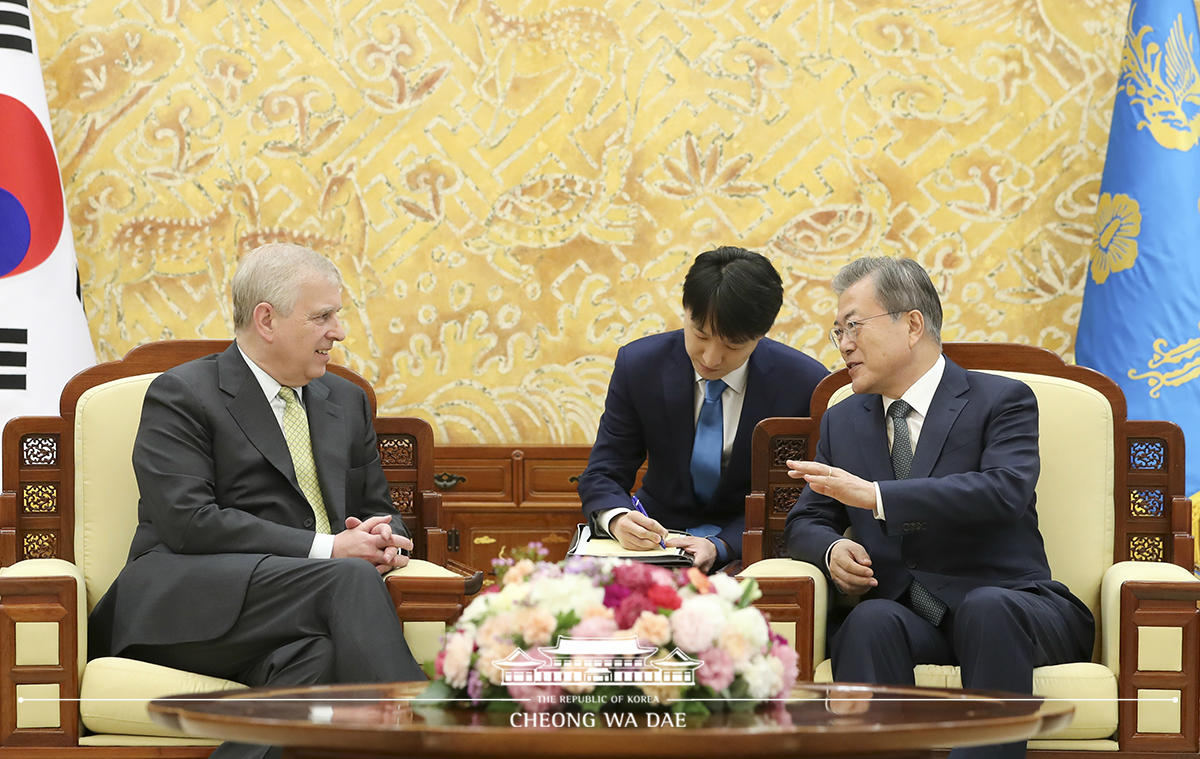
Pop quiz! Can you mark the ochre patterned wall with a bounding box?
[36,0,1139,444]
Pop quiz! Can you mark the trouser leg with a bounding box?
[830,598,953,685]
[948,586,1092,759]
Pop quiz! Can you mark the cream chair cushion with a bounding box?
[74,372,160,614]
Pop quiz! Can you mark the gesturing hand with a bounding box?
[786,460,877,511]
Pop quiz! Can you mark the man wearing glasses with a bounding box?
[783,257,1093,759]
[578,246,827,572]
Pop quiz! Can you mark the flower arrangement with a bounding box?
[422,544,799,715]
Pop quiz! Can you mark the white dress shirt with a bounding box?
[596,359,751,534]
[238,342,335,559]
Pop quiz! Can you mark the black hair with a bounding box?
[681,246,783,343]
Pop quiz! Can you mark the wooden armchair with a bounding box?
[0,340,480,755]
[739,343,1200,758]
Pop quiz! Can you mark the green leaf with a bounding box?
[415,679,462,704]
[737,577,762,609]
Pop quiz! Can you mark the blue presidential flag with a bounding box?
[1077,1,1200,499]
[0,0,95,481]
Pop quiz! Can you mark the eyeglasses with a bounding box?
[828,312,903,350]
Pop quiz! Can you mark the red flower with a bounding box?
[615,592,658,629]
[613,562,655,591]
[434,648,447,677]
[647,583,682,610]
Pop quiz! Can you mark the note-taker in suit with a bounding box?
[579,246,827,572]
[783,257,1094,759]
[89,243,424,759]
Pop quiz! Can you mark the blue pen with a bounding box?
[631,495,667,548]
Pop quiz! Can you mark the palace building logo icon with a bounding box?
[494,636,702,687]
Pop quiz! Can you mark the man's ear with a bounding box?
[906,309,926,348]
[251,302,276,343]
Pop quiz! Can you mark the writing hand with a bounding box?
[829,539,877,596]
[786,460,876,511]
[611,510,670,551]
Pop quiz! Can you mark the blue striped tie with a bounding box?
[691,379,727,504]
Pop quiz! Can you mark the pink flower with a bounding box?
[647,583,681,611]
[613,562,654,591]
[670,600,722,653]
[514,608,557,646]
[434,648,447,678]
[441,632,474,689]
[772,643,799,698]
[696,646,735,691]
[571,615,618,639]
[467,669,485,704]
[603,583,632,608]
[630,610,671,647]
[615,592,658,629]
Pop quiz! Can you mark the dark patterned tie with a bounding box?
[888,400,947,627]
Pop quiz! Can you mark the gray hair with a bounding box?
[232,243,342,333]
[831,257,942,346]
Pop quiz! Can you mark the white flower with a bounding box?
[670,595,729,653]
[528,574,604,619]
[742,654,784,700]
[708,574,744,603]
[729,607,769,652]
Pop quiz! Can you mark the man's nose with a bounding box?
[703,344,724,367]
[329,316,346,342]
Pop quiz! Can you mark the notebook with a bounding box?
[566,524,695,568]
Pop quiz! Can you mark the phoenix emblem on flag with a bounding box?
[1128,327,1200,397]
[1119,6,1200,152]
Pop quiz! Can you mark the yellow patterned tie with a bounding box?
[277,386,331,534]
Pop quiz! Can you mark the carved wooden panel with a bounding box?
[22,532,57,560]
[772,486,804,515]
[390,485,415,515]
[1129,439,1166,470]
[379,435,416,467]
[20,434,58,467]
[1129,487,1166,518]
[20,483,57,514]
[771,437,807,468]
[1129,535,1166,562]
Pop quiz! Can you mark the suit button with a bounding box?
[902,524,910,533]
[920,521,928,530]
[905,559,917,569]
[303,517,315,528]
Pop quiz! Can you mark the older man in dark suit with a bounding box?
[89,243,423,759]
[784,257,1094,759]
[579,246,827,572]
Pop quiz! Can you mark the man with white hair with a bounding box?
[90,243,423,759]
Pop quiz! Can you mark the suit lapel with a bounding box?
[219,345,301,494]
[663,333,697,489]
[853,394,895,482]
[909,359,969,480]
[305,378,348,527]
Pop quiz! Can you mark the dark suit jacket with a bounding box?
[90,343,405,657]
[784,358,1091,643]
[578,331,827,561]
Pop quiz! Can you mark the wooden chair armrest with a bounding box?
[0,570,80,747]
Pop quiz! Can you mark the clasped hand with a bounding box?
[333,515,413,574]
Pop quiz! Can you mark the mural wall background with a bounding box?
[36,0,1138,444]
